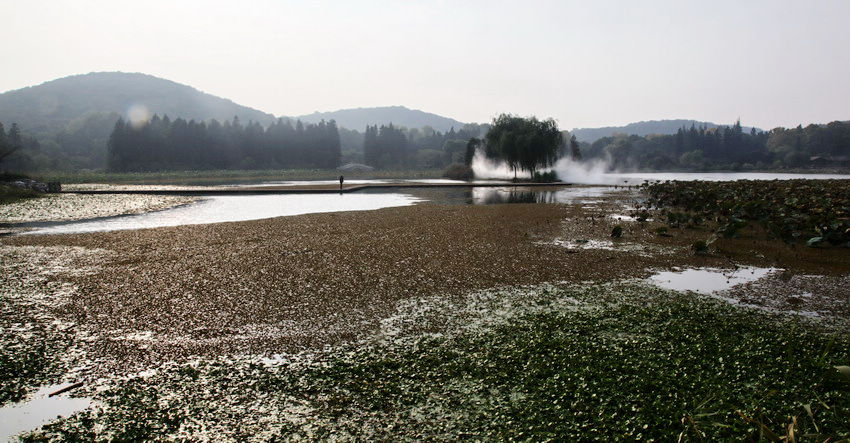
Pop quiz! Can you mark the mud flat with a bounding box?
[2,188,849,440]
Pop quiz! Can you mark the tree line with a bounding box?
[107,116,341,171]
[362,123,486,169]
[0,122,23,164]
[0,121,46,173]
[582,120,850,170]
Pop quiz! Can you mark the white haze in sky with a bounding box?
[2,0,850,129]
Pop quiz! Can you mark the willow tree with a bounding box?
[484,114,562,177]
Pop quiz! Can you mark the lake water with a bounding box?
[21,186,611,235]
[242,178,488,187]
[24,192,423,235]
[570,171,849,185]
[18,172,850,235]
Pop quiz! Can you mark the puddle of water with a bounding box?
[551,239,619,251]
[545,239,660,256]
[0,384,91,442]
[608,214,644,222]
[648,266,779,294]
[24,192,424,235]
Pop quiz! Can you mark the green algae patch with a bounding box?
[24,282,850,441]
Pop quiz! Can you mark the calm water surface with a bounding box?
[25,192,423,235]
[594,171,848,185]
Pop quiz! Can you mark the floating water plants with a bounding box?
[641,179,850,246]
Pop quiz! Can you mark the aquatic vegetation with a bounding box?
[0,246,111,405]
[642,179,850,246]
[610,225,623,238]
[23,283,850,441]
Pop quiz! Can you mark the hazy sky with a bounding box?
[3,0,849,129]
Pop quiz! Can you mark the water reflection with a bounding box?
[404,186,612,206]
[471,186,610,205]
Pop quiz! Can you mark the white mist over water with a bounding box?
[470,152,528,180]
[550,157,618,185]
[471,151,617,184]
[473,152,849,185]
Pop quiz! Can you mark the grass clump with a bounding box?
[24,283,850,441]
[0,323,65,405]
[0,184,43,205]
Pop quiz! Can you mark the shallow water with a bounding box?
[24,192,424,235]
[0,384,91,442]
[406,186,612,205]
[21,186,614,234]
[21,170,850,235]
[253,178,468,186]
[648,266,778,294]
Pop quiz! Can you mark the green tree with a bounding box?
[569,134,581,160]
[679,150,705,170]
[465,137,480,166]
[0,122,21,165]
[484,114,563,177]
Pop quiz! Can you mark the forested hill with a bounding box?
[0,72,275,132]
[572,119,761,143]
[296,106,466,132]
[0,72,276,170]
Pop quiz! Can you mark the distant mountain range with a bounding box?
[0,73,469,135]
[296,106,467,132]
[570,120,762,143]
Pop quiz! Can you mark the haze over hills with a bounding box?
[0,72,276,132]
[296,106,467,133]
[571,120,763,143]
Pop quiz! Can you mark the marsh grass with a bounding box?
[25,282,850,441]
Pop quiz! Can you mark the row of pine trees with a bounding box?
[107,116,341,171]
